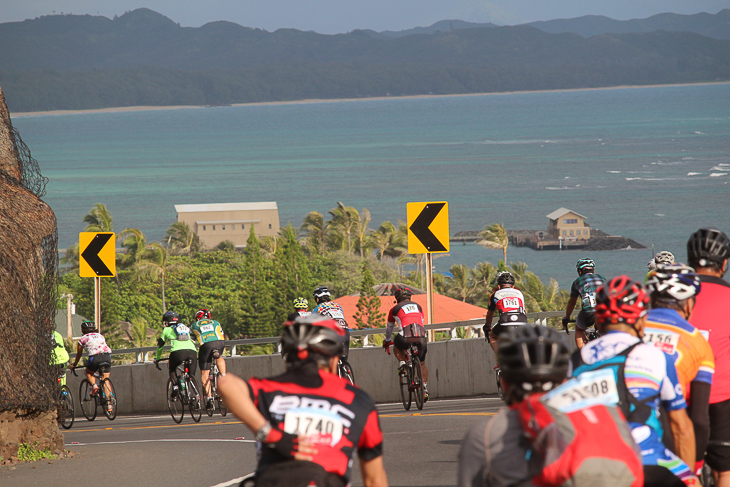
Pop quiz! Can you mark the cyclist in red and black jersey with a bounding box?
[686,227,730,485]
[219,314,387,487]
[483,272,527,359]
[382,287,429,401]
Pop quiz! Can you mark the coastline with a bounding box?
[10,81,730,117]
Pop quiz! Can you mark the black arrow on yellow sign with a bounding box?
[409,202,447,252]
[81,233,114,276]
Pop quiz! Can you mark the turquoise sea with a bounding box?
[11,84,730,290]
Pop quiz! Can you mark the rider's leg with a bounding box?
[101,371,112,397]
[216,355,226,375]
[575,329,588,349]
[201,369,211,397]
[86,368,96,390]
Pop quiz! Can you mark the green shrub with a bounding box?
[17,443,56,463]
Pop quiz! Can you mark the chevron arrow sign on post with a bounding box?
[79,232,116,277]
[407,202,449,254]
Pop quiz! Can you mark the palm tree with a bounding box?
[60,242,80,275]
[472,261,498,296]
[135,242,190,312]
[478,223,509,264]
[300,211,329,256]
[445,264,476,302]
[165,221,202,256]
[119,228,146,269]
[328,202,359,254]
[355,208,372,258]
[370,221,398,260]
[83,203,114,232]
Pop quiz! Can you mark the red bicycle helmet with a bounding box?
[195,309,211,321]
[595,276,648,326]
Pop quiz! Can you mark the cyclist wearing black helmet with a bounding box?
[312,286,351,362]
[562,257,606,349]
[383,287,429,401]
[154,311,198,398]
[218,314,387,487]
[71,321,113,408]
[483,272,527,359]
[686,227,730,484]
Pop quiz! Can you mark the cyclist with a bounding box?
[562,257,606,349]
[382,287,429,402]
[153,311,197,397]
[71,320,113,411]
[190,308,226,409]
[686,227,730,486]
[218,314,388,487]
[51,330,70,385]
[571,276,697,486]
[293,297,311,318]
[312,286,351,364]
[482,271,527,360]
[644,263,713,473]
[645,250,675,283]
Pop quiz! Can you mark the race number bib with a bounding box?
[402,304,420,314]
[283,408,344,446]
[581,292,597,311]
[501,297,521,308]
[643,327,680,355]
[200,324,215,333]
[542,369,619,413]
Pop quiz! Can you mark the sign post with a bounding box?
[79,232,116,333]
[407,202,449,341]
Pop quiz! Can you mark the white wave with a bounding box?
[687,172,702,176]
[717,163,730,167]
[607,170,621,174]
[478,139,557,145]
[682,157,694,161]
[694,131,705,135]
[564,176,570,179]
[655,214,665,217]
[545,186,572,190]
[710,173,728,177]
[711,166,729,171]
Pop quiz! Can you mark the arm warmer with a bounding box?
[687,380,711,462]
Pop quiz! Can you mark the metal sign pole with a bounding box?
[426,253,435,342]
[95,276,101,333]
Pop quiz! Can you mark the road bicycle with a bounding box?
[563,318,600,342]
[338,358,355,385]
[156,357,203,424]
[74,365,117,421]
[399,341,426,411]
[204,350,227,417]
[57,368,74,429]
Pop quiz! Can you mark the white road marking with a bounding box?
[68,438,255,446]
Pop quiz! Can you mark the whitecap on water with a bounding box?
[711,166,729,171]
[710,173,728,177]
[607,170,621,174]
[655,214,665,217]
[687,172,702,176]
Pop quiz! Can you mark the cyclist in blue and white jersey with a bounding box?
[570,276,697,487]
[312,286,351,362]
[562,257,606,349]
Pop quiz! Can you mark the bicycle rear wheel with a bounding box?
[79,379,97,421]
[101,378,117,420]
[205,374,215,417]
[399,365,412,411]
[215,372,227,417]
[167,378,184,423]
[58,385,74,429]
[187,376,202,423]
[413,357,425,410]
[496,368,504,401]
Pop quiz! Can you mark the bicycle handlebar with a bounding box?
[154,357,170,370]
[562,318,576,336]
[71,367,79,377]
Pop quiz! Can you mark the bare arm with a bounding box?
[483,310,494,338]
[72,343,83,368]
[218,374,267,433]
[668,408,696,468]
[359,456,388,487]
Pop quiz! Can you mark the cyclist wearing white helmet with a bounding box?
[562,257,606,349]
[645,250,675,283]
[312,286,351,362]
[483,272,527,360]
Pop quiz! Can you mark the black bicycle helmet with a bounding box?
[312,286,331,303]
[498,325,570,398]
[280,314,345,363]
[687,227,730,268]
[81,320,97,334]
[394,287,412,302]
[162,310,179,325]
[496,271,516,286]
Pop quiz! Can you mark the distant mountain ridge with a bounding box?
[1,8,729,112]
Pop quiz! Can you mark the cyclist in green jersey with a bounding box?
[191,309,227,409]
[154,311,197,397]
[51,330,70,385]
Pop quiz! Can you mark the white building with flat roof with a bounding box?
[174,202,280,249]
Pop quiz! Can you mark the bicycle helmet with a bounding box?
[646,263,701,302]
[195,309,211,321]
[293,297,309,310]
[496,271,515,286]
[576,257,595,274]
[162,310,179,325]
[394,287,412,302]
[654,251,675,266]
[498,325,571,399]
[81,320,97,334]
[687,227,730,268]
[312,286,331,303]
[595,276,648,326]
[280,314,345,363]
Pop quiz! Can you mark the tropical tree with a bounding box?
[238,226,276,337]
[444,264,476,302]
[216,240,236,253]
[355,208,372,258]
[118,228,147,269]
[300,211,329,256]
[328,202,359,254]
[478,223,509,264]
[353,261,386,329]
[165,221,202,256]
[135,242,190,312]
[83,203,114,232]
[59,242,80,275]
[128,317,154,347]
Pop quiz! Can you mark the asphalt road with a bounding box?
[0,396,503,487]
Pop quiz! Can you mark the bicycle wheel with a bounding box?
[702,463,716,487]
[79,379,97,421]
[341,361,355,385]
[101,378,118,420]
[399,365,412,411]
[413,357,425,411]
[166,378,184,423]
[186,376,203,423]
[215,372,227,417]
[58,385,75,429]
[496,369,504,401]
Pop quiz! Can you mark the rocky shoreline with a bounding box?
[452,229,646,250]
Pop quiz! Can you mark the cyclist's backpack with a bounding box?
[174,324,191,341]
[512,393,644,487]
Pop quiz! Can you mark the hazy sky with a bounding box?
[2,0,729,34]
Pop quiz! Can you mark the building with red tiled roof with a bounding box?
[334,293,488,329]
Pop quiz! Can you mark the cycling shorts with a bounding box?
[489,323,525,340]
[86,353,111,373]
[394,334,427,362]
[169,349,198,379]
[706,398,730,471]
[341,328,351,362]
[575,310,596,331]
[198,340,225,371]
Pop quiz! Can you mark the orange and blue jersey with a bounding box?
[644,308,714,399]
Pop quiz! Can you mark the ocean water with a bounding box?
[11,84,730,290]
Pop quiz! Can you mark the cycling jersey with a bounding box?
[247,361,383,484]
[487,287,527,326]
[643,308,714,398]
[77,332,112,356]
[314,301,348,329]
[155,324,197,360]
[51,331,69,365]
[689,275,730,404]
[191,318,225,344]
[296,310,312,318]
[570,273,606,313]
[386,300,425,341]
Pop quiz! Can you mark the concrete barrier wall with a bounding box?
[65,333,576,415]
